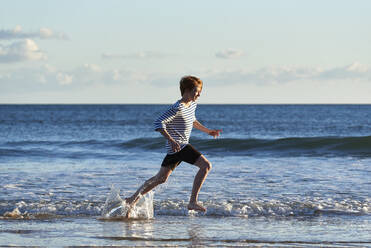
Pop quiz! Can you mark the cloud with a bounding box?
[317,62,371,81]
[56,72,73,85]
[0,63,152,95]
[1,62,370,98]
[0,25,68,40]
[204,62,371,85]
[0,26,68,64]
[215,48,245,59]
[102,51,170,60]
[0,39,47,63]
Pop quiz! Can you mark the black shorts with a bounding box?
[161,144,202,170]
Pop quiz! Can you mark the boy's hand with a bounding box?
[208,129,222,138]
[158,128,181,152]
[170,139,181,153]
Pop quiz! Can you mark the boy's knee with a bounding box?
[202,160,212,172]
[196,156,212,172]
[207,161,212,171]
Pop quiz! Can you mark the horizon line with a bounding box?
[1,103,371,105]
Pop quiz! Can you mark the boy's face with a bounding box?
[191,86,202,102]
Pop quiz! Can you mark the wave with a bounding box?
[121,135,371,156]
[1,136,371,158]
[1,197,369,220]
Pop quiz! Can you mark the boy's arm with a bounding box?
[156,128,181,152]
[193,120,222,138]
[154,104,181,152]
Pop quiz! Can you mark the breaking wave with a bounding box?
[2,135,371,158]
[1,195,369,220]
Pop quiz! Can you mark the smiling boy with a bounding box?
[125,76,221,214]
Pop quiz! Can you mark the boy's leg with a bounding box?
[125,166,173,206]
[188,155,212,212]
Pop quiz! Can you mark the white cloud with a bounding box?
[1,62,370,103]
[0,39,47,63]
[80,63,102,73]
[346,62,369,73]
[316,62,371,81]
[204,62,371,85]
[215,48,245,59]
[39,28,54,39]
[0,25,68,40]
[102,51,170,60]
[112,69,121,81]
[44,64,57,73]
[13,25,22,33]
[56,72,73,85]
[0,26,68,64]
[0,63,151,94]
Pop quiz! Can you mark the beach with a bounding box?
[0,104,370,247]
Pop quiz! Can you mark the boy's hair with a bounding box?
[179,76,203,96]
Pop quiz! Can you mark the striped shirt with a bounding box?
[154,100,197,154]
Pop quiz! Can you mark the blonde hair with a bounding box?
[179,76,203,96]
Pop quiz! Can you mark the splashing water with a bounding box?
[101,185,154,219]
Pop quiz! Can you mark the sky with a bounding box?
[1,0,370,104]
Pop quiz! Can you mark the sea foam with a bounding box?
[101,186,154,219]
[0,196,368,220]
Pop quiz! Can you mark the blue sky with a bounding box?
[1,0,370,103]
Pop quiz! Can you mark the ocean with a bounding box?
[0,104,370,247]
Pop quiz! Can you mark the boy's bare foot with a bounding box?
[125,208,131,218]
[187,202,206,212]
[124,197,134,218]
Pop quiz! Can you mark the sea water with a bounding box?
[0,104,370,247]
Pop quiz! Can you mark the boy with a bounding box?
[125,76,221,214]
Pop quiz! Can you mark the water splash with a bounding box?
[101,185,154,219]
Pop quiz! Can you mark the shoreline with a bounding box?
[1,215,370,247]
